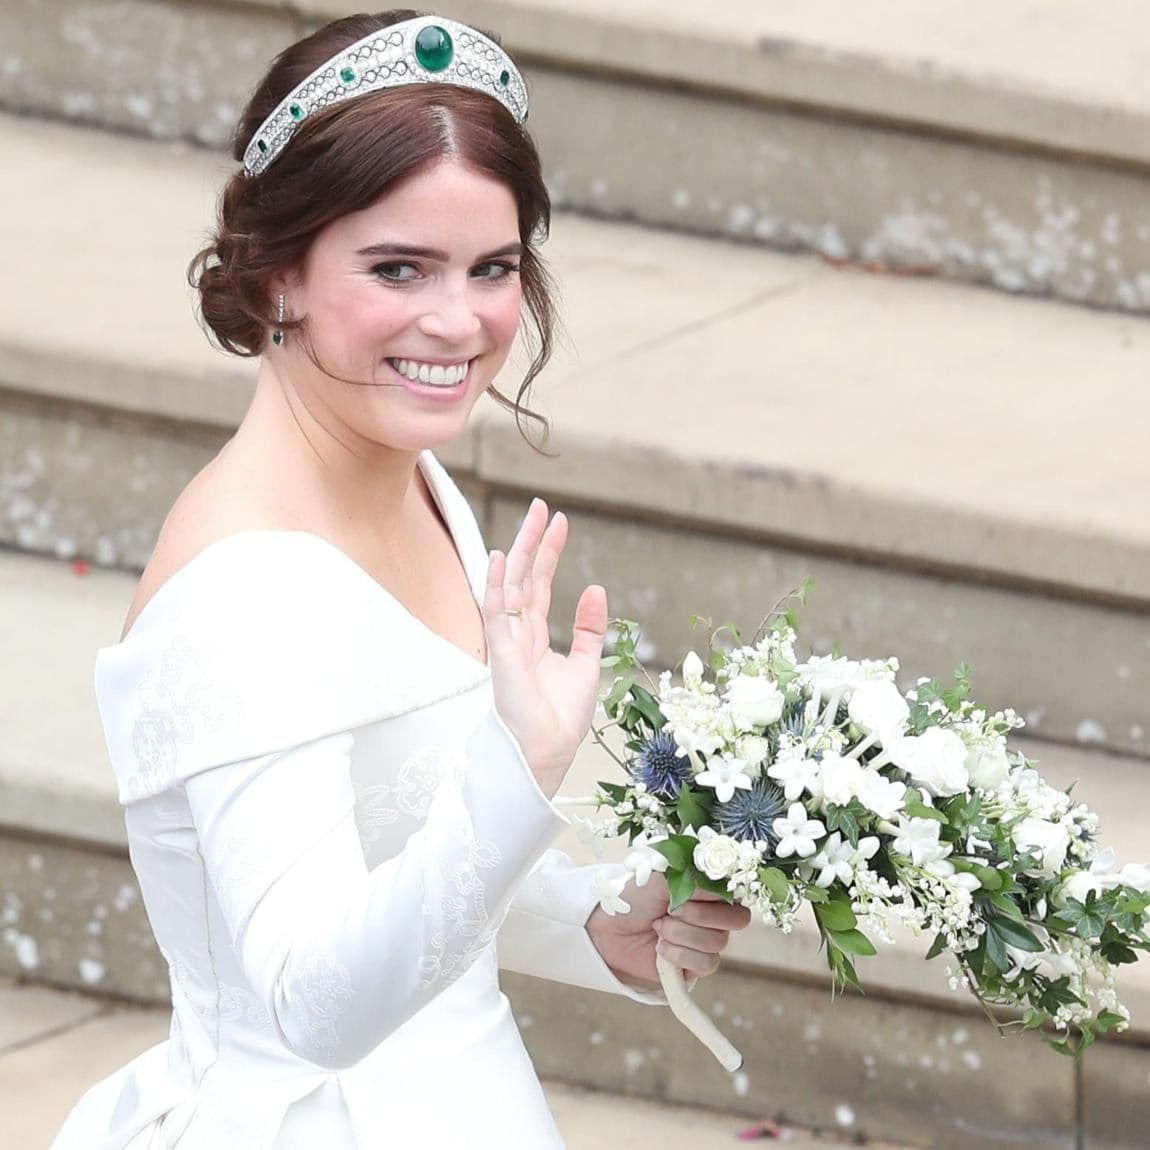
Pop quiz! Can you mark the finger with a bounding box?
[672,900,753,931]
[656,917,731,955]
[483,550,516,650]
[568,583,607,664]
[504,498,548,610]
[530,511,567,627]
[655,939,721,978]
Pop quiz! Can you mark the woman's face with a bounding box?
[283,156,524,455]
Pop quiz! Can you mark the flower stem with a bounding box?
[657,954,743,1072]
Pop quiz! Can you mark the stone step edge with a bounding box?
[5,336,1149,610]
[285,0,1150,169]
[3,767,1149,1041]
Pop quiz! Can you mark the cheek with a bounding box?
[483,285,524,346]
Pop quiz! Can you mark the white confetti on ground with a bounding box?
[962,1049,983,1071]
[79,958,106,985]
[835,1104,856,1127]
[732,1071,749,1097]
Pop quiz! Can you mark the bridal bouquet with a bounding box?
[581,595,1150,1070]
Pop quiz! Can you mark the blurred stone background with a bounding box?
[1,2,1149,1147]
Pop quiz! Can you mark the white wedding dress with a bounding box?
[52,450,662,1149]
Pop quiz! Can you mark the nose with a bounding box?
[417,282,483,343]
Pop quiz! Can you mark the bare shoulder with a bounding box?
[120,457,283,641]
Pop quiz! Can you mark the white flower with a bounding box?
[681,650,705,686]
[965,734,1011,790]
[594,871,631,916]
[809,832,880,888]
[1119,863,1150,892]
[889,728,970,797]
[855,771,907,820]
[694,753,756,803]
[725,674,786,731]
[812,752,864,808]
[1013,817,1072,878]
[797,656,866,696]
[848,680,909,743]
[773,803,827,859]
[624,836,670,888]
[734,734,771,770]
[767,753,820,802]
[892,817,951,867]
[693,826,743,881]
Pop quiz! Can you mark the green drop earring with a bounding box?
[272,293,285,347]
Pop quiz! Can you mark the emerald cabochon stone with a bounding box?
[414,25,453,72]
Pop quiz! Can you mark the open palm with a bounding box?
[484,497,607,792]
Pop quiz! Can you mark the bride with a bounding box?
[51,10,750,1147]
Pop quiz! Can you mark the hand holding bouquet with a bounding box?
[581,593,1150,1070]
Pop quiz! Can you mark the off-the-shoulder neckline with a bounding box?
[104,450,491,672]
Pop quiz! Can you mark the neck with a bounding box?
[224,358,427,545]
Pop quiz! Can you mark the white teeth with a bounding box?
[390,358,470,386]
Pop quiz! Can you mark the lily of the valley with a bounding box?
[773,802,827,858]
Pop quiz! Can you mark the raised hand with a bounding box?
[484,497,607,797]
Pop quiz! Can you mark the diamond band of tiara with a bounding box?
[243,16,528,177]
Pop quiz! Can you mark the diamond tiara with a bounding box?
[242,15,528,177]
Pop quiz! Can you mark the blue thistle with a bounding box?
[630,729,692,800]
[713,778,786,845]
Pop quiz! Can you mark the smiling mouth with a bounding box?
[387,357,472,387]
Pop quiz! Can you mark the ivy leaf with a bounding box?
[903,788,946,823]
[652,835,698,872]
[667,867,698,911]
[598,782,629,802]
[1097,1010,1127,1033]
[824,801,866,847]
[676,786,711,832]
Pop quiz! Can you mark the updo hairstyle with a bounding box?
[188,9,555,446]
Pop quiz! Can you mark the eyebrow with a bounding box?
[356,242,524,261]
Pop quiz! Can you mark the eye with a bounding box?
[472,261,520,281]
[372,261,421,283]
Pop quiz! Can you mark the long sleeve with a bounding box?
[183,705,567,1069]
[498,851,667,1005]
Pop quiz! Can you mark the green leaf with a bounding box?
[667,867,698,911]
[598,781,629,802]
[694,872,735,901]
[652,835,697,872]
[824,801,866,847]
[903,788,946,822]
[675,786,711,832]
[1097,1010,1127,1033]
[628,684,666,730]
[816,899,858,933]
[988,892,1025,922]
[827,946,865,995]
[759,866,790,903]
[989,916,1043,953]
[827,927,877,956]
[600,655,623,668]
[984,925,1010,973]
[925,932,948,961]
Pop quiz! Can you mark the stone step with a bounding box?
[0,546,1148,1149]
[2,111,1149,761]
[3,0,1150,310]
[0,980,916,1150]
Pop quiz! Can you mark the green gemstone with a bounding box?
[414,25,453,72]
[499,69,510,86]
[340,64,357,85]
[289,102,304,121]
[256,138,268,153]
[272,330,284,346]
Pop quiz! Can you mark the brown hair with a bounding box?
[188,9,555,449]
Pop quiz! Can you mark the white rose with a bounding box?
[1118,863,1150,892]
[725,675,785,731]
[890,728,970,797]
[966,736,1011,790]
[847,680,909,742]
[734,735,771,774]
[693,827,742,881]
[1013,817,1072,878]
[1057,870,1107,907]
